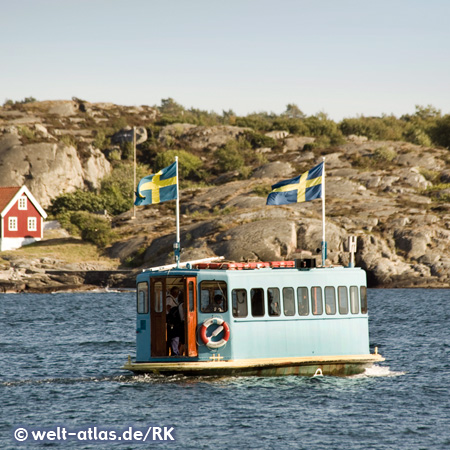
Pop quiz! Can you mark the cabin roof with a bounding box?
[0,186,21,212]
[0,185,47,218]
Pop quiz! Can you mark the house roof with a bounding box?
[0,187,21,213]
[0,186,47,219]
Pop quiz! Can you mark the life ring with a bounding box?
[200,318,230,349]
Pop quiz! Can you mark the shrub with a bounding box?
[373,146,397,163]
[339,115,404,141]
[49,190,105,216]
[429,115,450,149]
[121,141,134,160]
[253,184,272,197]
[215,138,250,171]
[305,114,345,145]
[60,135,77,147]
[403,126,432,147]
[244,130,276,148]
[93,129,111,150]
[69,211,116,248]
[101,163,148,215]
[17,126,36,141]
[154,149,202,179]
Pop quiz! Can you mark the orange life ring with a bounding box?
[200,318,230,349]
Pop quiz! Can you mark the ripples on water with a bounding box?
[1,289,449,449]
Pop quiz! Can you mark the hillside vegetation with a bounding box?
[1,97,450,291]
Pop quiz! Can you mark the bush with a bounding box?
[429,115,450,149]
[93,129,111,150]
[403,126,432,147]
[305,114,345,145]
[339,115,404,141]
[373,146,397,163]
[49,163,149,217]
[49,190,106,216]
[215,138,250,171]
[101,163,149,215]
[244,130,276,148]
[154,149,202,179]
[70,211,116,248]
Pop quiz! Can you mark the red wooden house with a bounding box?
[0,186,47,251]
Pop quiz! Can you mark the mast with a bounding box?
[321,156,327,266]
[174,156,181,267]
[132,126,137,219]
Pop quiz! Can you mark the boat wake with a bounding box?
[350,364,405,378]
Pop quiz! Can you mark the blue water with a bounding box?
[1,289,449,449]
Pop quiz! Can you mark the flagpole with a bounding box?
[174,156,181,267]
[132,126,136,220]
[321,157,327,266]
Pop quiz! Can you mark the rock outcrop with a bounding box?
[1,100,450,290]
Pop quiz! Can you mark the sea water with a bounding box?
[0,289,449,449]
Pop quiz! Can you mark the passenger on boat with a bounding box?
[166,287,184,356]
[166,287,180,313]
[204,294,225,313]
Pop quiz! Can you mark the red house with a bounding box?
[0,186,47,251]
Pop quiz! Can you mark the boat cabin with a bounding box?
[126,260,383,376]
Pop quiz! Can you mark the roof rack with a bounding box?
[143,256,225,272]
[192,261,296,270]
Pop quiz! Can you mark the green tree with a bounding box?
[283,103,306,119]
[159,98,185,116]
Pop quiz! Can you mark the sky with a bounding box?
[1,0,449,121]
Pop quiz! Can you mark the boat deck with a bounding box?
[123,353,385,377]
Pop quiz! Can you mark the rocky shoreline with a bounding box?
[1,100,450,291]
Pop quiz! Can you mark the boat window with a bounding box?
[283,287,295,316]
[311,287,323,315]
[325,287,336,315]
[200,281,228,313]
[350,286,359,314]
[154,281,163,313]
[338,286,349,315]
[137,282,148,314]
[360,286,368,314]
[297,287,309,316]
[268,288,281,316]
[232,289,248,318]
[251,288,265,317]
[188,281,195,312]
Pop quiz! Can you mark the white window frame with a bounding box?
[8,217,18,231]
[28,217,37,232]
[18,197,27,210]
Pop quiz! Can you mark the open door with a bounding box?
[150,278,167,357]
[184,277,198,357]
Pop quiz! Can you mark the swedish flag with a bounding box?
[266,161,323,206]
[135,161,178,206]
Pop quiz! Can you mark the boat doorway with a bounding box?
[150,276,198,357]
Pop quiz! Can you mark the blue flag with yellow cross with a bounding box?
[266,161,323,206]
[135,161,178,206]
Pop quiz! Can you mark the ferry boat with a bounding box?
[123,257,384,377]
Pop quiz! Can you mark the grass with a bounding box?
[1,238,119,267]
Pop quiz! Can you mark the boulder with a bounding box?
[0,138,111,206]
[252,161,293,179]
[212,219,297,261]
[394,229,430,259]
[283,136,315,152]
[160,125,247,151]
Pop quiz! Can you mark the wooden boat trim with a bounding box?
[123,353,384,373]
